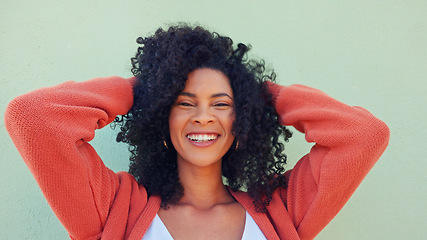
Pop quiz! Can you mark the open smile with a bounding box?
[186,134,219,142]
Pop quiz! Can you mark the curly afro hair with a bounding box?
[115,24,292,211]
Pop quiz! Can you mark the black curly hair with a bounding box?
[115,24,292,211]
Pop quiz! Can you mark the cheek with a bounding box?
[168,110,190,142]
[229,111,236,128]
[168,111,180,139]
[223,111,235,135]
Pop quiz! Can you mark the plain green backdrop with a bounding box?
[1,0,426,239]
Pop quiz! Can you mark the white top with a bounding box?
[142,211,267,240]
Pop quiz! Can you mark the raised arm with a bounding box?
[268,83,390,239]
[5,76,135,239]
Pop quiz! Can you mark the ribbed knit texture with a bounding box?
[5,77,389,240]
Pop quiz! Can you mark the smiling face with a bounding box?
[169,68,235,169]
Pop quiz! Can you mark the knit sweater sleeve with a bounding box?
[4,76,135,240]
[267,83,390,239]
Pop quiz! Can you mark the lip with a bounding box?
[186,131,220,148]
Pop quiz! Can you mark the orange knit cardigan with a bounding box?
[5,76,389,240]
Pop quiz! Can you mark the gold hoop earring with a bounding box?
[163,140,168,149]
[235,141,239,151]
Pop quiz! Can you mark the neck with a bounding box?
[177,161,234,210]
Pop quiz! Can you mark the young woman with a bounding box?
[5,25,389,240]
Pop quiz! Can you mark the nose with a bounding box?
[191,106,214,125]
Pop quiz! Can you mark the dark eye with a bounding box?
[214,103,231,107]
[177,102,194,107]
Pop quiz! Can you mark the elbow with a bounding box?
[5,96,24,133]
[365,115,390,159]
[355,106,390,152]
[4,93,43,138]
[351,107,390,160]
[377,118,390,152]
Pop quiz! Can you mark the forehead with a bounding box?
[184,68,233,96]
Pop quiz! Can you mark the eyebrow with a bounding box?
[179,92,233,100]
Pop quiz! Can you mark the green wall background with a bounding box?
[1,0,426,239]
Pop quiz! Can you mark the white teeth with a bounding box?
[187,134,218,142]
